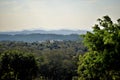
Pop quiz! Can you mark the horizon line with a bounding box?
[0,28,91,32]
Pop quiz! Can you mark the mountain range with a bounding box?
[0,29,86,42]
[0,29,87,35]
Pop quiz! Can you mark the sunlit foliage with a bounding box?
[78,16,120,80]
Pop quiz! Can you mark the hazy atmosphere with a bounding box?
[0,0,120,80]
[0,0,120,31]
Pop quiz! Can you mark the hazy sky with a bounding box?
[0,0,120,31]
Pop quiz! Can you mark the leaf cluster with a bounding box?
[78,15,120,80]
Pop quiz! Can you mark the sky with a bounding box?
[0,0,120,32]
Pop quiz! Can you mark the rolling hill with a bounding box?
[0,30,86,42]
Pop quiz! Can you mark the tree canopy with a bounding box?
[78,15,120,80]
[0,50,38,80]
[0,40,86,80]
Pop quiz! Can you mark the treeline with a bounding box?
[0,40,87,80]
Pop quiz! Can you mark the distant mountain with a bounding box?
[0,34,82,42]
[0,29,87,35]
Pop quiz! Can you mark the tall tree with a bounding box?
[78,16,120,80]
[0,50,38,80]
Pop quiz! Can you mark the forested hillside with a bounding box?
[0,40,87,80]
[0,34,81,42]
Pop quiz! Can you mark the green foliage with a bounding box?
[78,15,120,80]
[0,40,86,56]
[0,40,86,80]
[37,50,78,80]
[0,50,38,80]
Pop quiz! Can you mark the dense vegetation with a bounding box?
[0,40,87,80]
[0,50,38,80]
[78,16,120,80]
